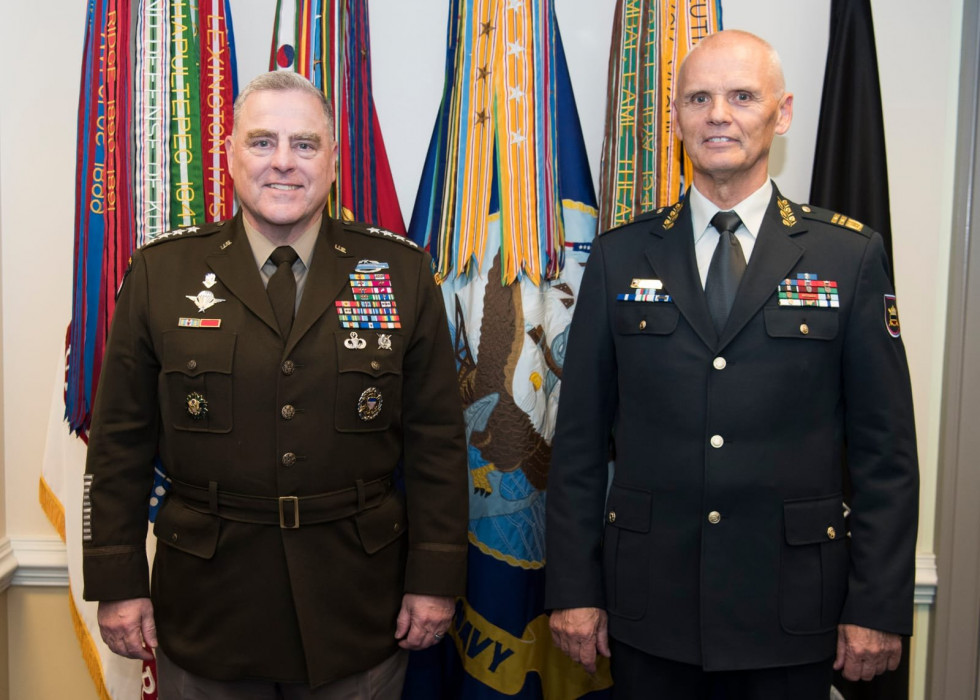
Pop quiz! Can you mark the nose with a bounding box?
[707,97,732,124]
[270,142,295,171]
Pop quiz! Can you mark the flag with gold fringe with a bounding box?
[597,0,722,231]
[402,1,606,697]
[270,0,405,233]
[40,0,237,696]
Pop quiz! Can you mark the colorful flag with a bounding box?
[403,1,607,697]
[41,1,237,696]
[809,0,894,280]
[597,0,722,231]
[271,0,405,233]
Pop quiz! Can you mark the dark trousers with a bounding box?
[156,646,408,700]
[610,638,833,700]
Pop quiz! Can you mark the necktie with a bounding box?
[704,210,746,333]
[267,246,299,338]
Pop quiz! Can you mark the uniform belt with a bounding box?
[171,477,393,529]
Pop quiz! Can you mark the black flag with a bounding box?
[812,2,909,699]
[809,0,894,280]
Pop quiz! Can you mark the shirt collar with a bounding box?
[243,215,322,273]
[690,179,773,244]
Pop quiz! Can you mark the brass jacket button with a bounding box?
[708,511,722,524]
[281,452,297,467]
[281,405,296,420]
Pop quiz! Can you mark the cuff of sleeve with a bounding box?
[405,545,467,597]
[82,547,150,601]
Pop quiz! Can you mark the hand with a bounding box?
[833,624,902,681]
[394,594,455,650]
[97,598,157,661]
[549,607,610,674]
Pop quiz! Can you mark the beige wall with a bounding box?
[0,0,962,698]
[7,588,98,700]
[0,591,8,700]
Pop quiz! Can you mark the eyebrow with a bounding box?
[243,129,323,144]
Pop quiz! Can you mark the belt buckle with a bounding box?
[279,496,300,529]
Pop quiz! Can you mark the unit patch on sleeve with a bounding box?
[884,294,901,337]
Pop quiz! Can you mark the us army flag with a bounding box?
[403,1,607,698]
[40,1,237,697]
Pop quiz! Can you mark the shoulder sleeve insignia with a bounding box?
[884,293,901,337]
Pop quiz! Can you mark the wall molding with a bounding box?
[0,536,940,606]
[0,537,17,592]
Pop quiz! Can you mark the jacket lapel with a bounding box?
[718,188,805,348]
[286,217,353,355]
[205,215,280,336]
[643,202,719,349]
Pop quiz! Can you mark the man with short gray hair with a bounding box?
[82,71,467,699]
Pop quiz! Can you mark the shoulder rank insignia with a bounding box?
[884,294,901,337]
[353,225,419,249]
[800,205,869,235]
[142,221,226,249]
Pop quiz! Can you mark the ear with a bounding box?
[671,99,683,142]
[774,93,793,135]
[224,135,235,178]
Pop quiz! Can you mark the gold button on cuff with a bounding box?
[608,511,617,524]
[281,452,297,467]
[708,511,721,524]
[186,360,197,371]
[827,526,837,540]
[371,360,381,370]
[713,357,727,370]
[281,405,296,420]
[800,323,810,335]
[639,319,647,330]
[710,435,724,448]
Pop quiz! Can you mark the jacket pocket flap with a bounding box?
[153,499,220,559]
[355,492,407,554]
[162,330,236,376]
[783,495,846,546]
[614,304,679,336]
[764,308,838,340]
[605,484,652,533]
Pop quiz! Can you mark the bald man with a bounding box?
[545,30,918,699]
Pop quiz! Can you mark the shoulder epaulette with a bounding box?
[799,204,871,237]
[141,221,226,248]
[601,202,678,236]
[343,221,421,250]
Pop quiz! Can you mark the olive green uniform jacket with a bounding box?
[82,213,467,687]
